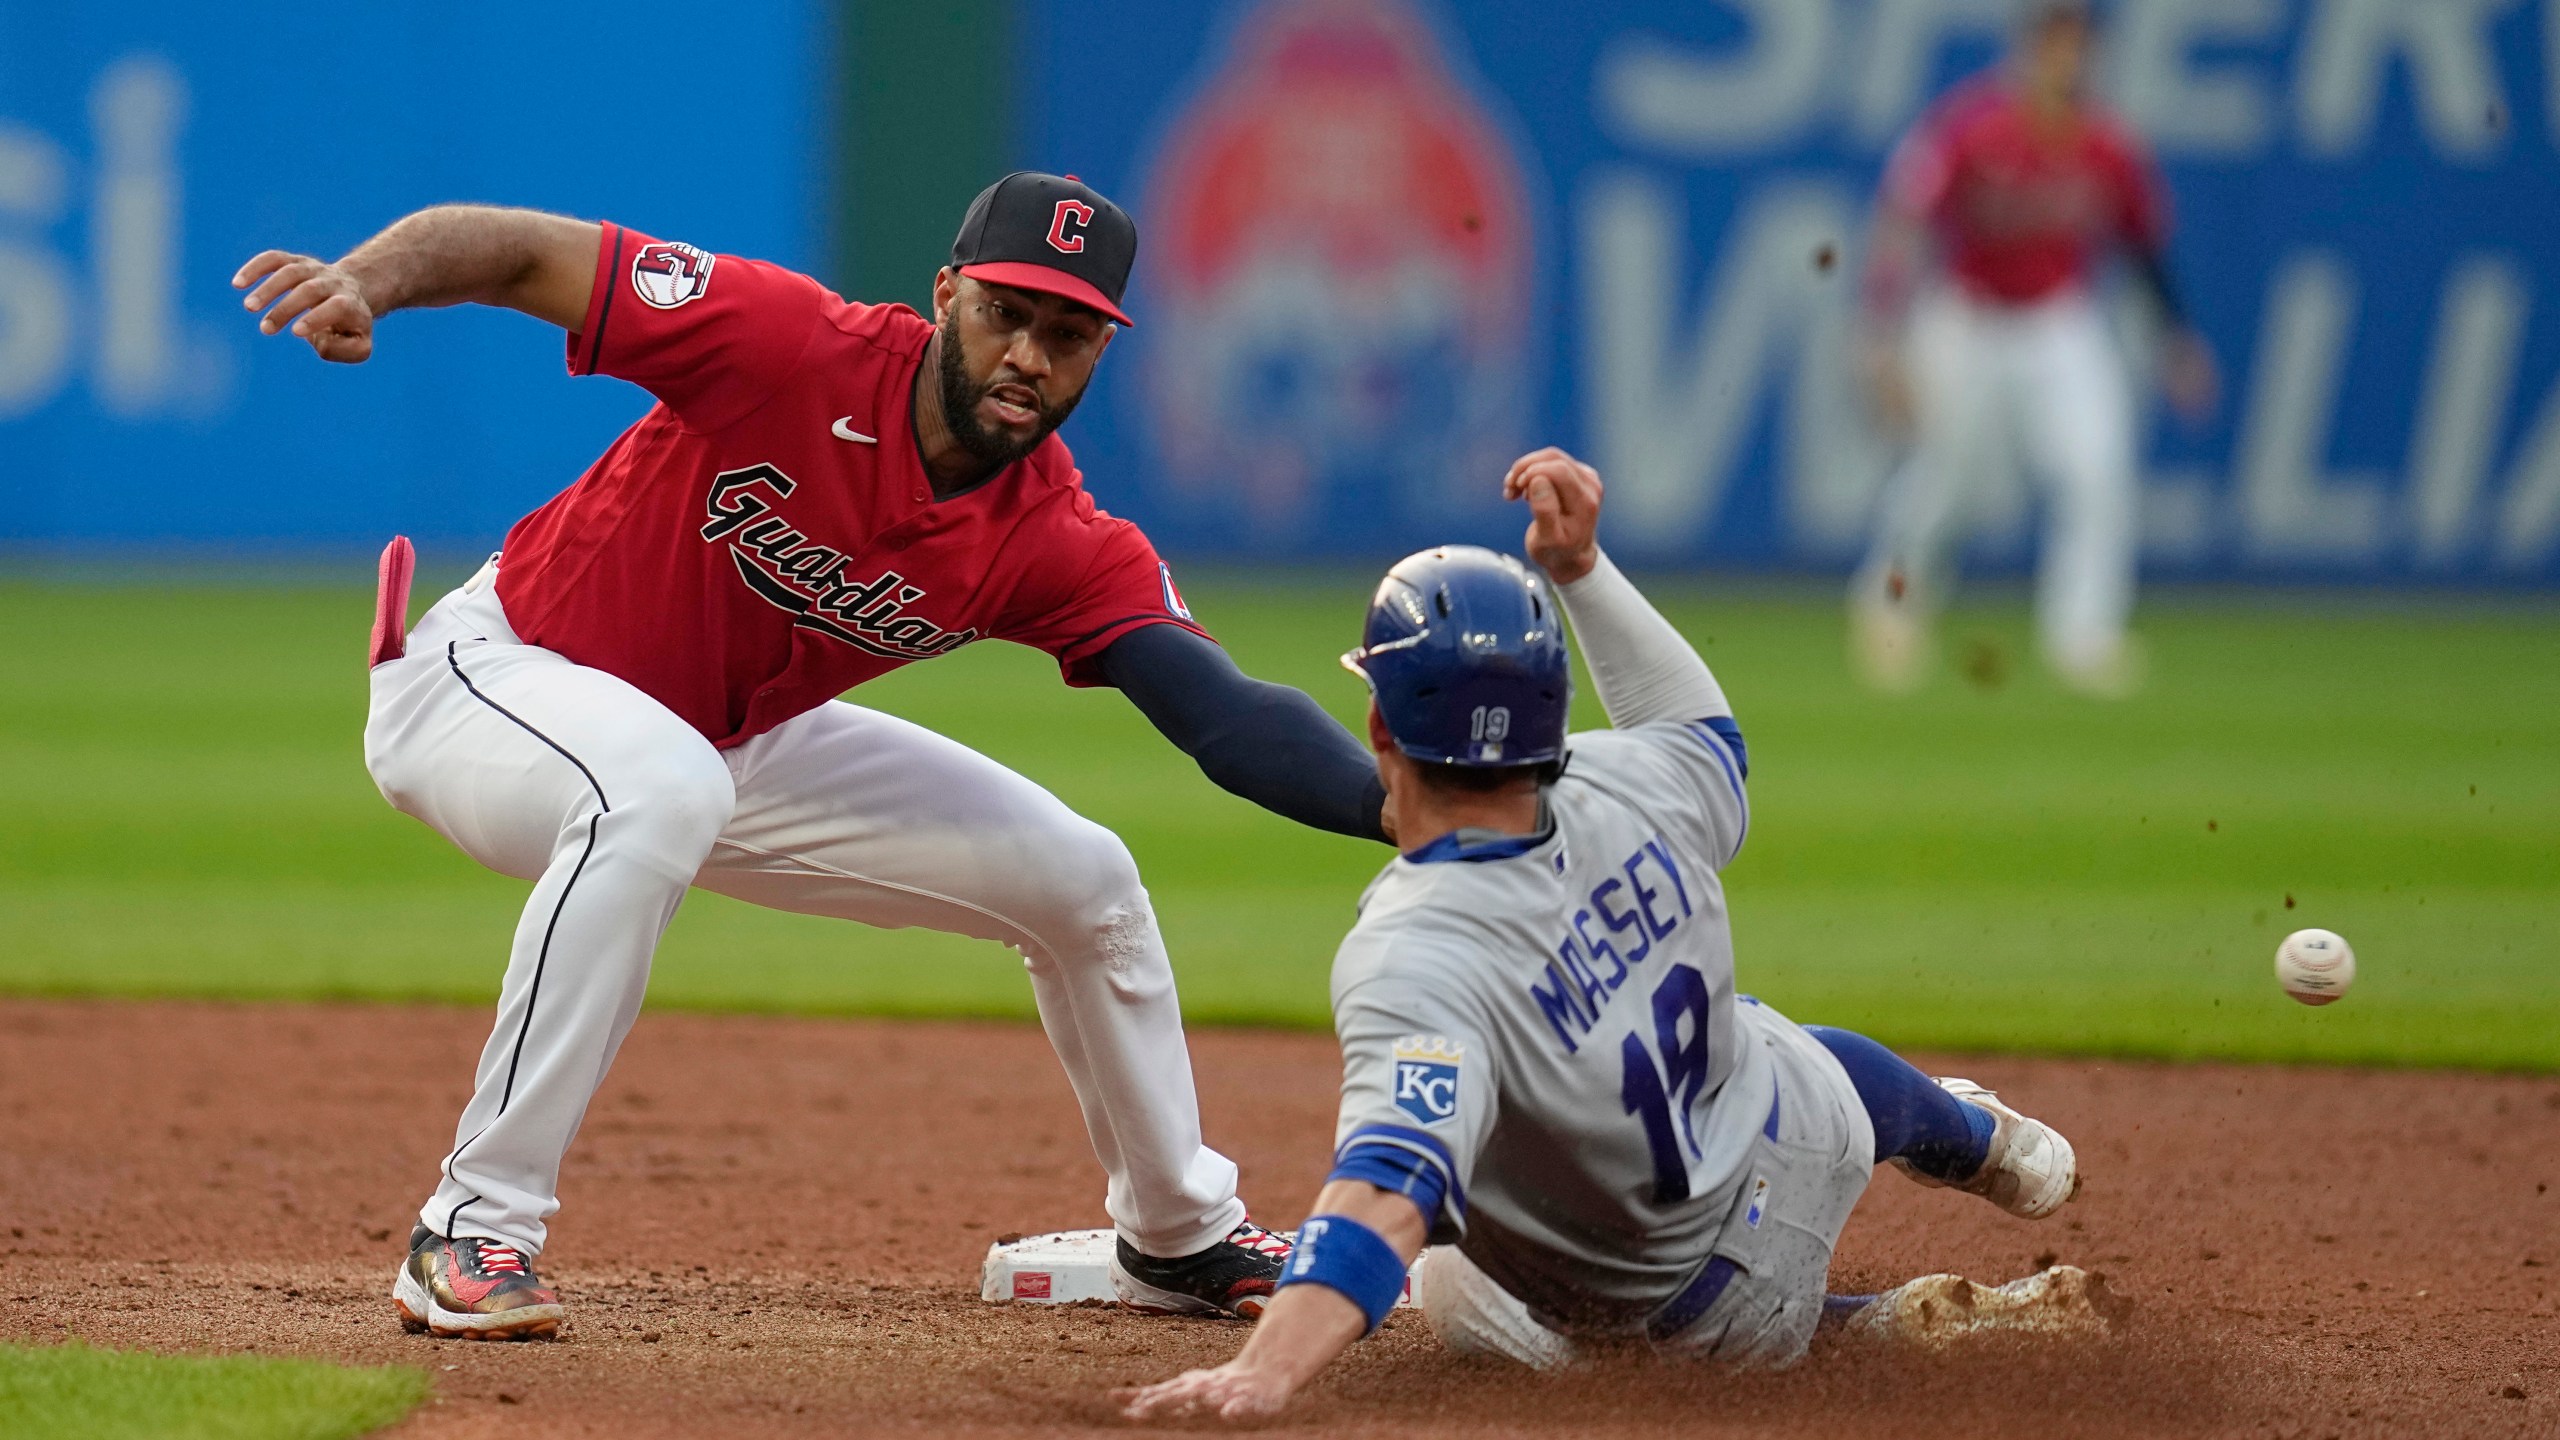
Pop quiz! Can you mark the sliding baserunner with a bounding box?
[1128,448,2084,1420]
[236,173,1380,1338]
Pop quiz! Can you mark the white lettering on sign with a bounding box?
[2494,381,2560,571]
[0,122,74,418]
[1593,0,2537,162]
[1596,0,2017,155]
[2410,257,2528,568]
[2235,254,2387,561]
[1595,0,1834,151]
[2107,0,2285,156]
[1844,0,2013,146]
[94,57,190,413]
[1581,171,1884,555]
[2297,0,2517,161]
[0,53,226,421]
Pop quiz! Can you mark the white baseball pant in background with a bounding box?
[1855,287,2138,681]
[363,563,1246,1259]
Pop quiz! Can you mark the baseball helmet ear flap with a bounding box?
[1342,546,1571,769]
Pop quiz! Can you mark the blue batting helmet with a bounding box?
[1342,545,1571,768]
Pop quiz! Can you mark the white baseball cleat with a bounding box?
[1892,1077,2079,1220]
[1849,587,1931,694]
[2049,634,2148,700]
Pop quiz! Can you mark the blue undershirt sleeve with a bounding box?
[1330,1123,1465,1244]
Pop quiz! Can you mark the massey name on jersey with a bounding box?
[1531,836,1696,1055]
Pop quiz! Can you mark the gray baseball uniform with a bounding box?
[1325,554,1875,1363]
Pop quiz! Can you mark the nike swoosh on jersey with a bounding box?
[831,417,877,444]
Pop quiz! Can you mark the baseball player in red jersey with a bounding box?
[233,174,1384,1338]
[1853,0,2216,697]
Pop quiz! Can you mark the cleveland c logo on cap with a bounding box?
[948,173,1137,326]
[1047,199,1094,254]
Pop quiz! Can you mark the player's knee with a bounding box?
[1021,811,1143,914]
[1418,1250,1574,1370]
[1005,814,1157,961]
[602,752,735,876]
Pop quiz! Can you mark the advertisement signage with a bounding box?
[1020,0,2560,582]
[0,2,819,551]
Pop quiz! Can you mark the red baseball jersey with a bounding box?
[493,223,1207,749]
[1881,75,2167,306]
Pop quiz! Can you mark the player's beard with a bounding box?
[937,314,1084,470]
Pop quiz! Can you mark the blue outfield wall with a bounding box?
[1016,0,2560,585]
[4,1,2558,590]
[0,1,821,552]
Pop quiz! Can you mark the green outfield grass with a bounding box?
[0,1341,424,1440]
[0,570,2552,1068]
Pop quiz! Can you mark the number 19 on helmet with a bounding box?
[1341,546,1572,769]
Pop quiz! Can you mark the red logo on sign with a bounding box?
[1047,199,1095,254]
[1135,0,1534,534]
[1012,1272,1053,1300]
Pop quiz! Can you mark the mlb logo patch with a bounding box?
[1391,1036,1463,1126]
[1159,562,1193,621]
[1743,1174,1771,1230]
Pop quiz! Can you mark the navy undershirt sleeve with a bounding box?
[1098,624,1388,843]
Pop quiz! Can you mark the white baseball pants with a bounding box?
[363,564,1245,1259]
[1856,288,2138,676]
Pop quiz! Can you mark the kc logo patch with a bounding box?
[1391,1036,1463,1126]
[632,241,715,309]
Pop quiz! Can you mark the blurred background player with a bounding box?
[1851,0,2217,697]
[1126,450,2084,1422]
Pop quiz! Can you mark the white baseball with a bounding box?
[2274,928,2355,1006]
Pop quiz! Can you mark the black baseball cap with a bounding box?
[949,171,1138,327]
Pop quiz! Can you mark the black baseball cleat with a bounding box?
[1110,1219,1295,1320]
[392,1224,565,1340]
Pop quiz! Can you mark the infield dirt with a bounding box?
[1,999,2553,1438]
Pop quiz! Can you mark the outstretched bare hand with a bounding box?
[1121,1361,1295,1423]
[234,251,378,363]
[1501,446,1604,584]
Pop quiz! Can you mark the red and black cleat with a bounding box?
[1111,1219,1295,1320]
[392,1225,565,1340]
